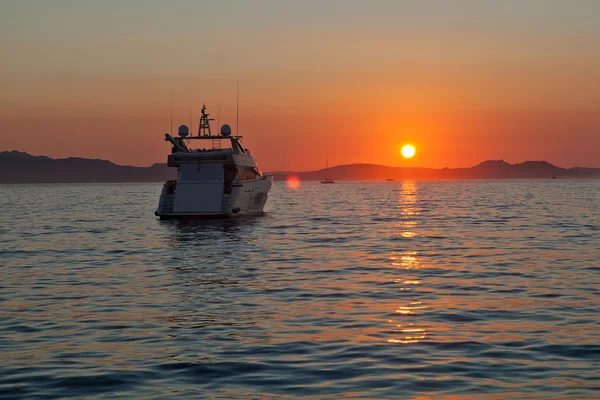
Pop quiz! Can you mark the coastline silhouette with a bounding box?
[2,151,599,183]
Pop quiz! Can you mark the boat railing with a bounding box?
[164,180,177,194]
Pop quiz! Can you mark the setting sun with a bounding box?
[401,145,416,159]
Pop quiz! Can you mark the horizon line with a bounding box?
[2,150,599,171]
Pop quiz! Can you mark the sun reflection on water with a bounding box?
[398,180,419,239]
[388,323,428,344]
[388,181,429,344]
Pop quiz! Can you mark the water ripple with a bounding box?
[0,181,599,398]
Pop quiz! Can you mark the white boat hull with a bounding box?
[156,175,273,219]
[227,175,273,216]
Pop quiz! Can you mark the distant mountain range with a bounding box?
[1,151,599,183]
[0,151,176,183]
[273,160,600,181]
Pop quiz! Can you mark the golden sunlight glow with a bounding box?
[401,144,416,158]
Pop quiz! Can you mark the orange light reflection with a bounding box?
[387,181,431,344]
[285,175,301,190]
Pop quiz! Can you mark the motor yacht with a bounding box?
[155,104,272,219]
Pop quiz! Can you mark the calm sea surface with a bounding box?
[1,181,599,399]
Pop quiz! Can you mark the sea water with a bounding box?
[1,181,599,398]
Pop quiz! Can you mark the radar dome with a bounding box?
[220,124,232,137]
[177,125,189,138]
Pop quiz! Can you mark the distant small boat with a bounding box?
[386,178,394,181]
[321,158,335,184]
[552,176,557,179]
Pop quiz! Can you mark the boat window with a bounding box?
[232,140,246,154]
[238,167,259,180]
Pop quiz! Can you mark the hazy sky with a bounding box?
[1,0,599,170]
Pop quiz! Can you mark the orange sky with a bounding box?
[1,1,599,170]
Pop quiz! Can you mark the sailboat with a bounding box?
[321,159,335,184]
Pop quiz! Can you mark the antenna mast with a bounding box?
[198,103,214,136]
[170,88,173,136]
[236,78,239,135]
[217,103,221,133]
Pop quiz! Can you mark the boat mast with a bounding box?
[197,103,214,136]
[325,158,328,179]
